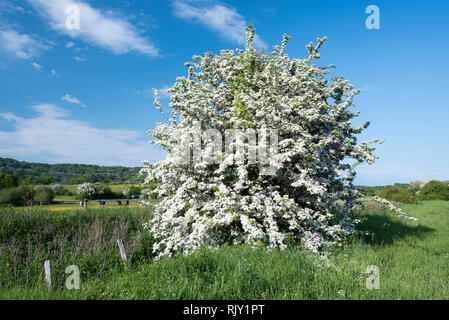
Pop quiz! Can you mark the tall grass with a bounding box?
[0,207,154,290]
[0,201,448,299]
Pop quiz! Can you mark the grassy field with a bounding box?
[0,200,448,299]
[42,196,143,211]
[63,184,141,194]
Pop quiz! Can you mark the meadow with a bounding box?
[0,199,447,299]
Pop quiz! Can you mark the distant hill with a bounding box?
[0,158,144,184]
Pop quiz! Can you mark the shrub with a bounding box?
[0,187,25,206]
[141,26,382,259]
[377,186,419,204]
[34,186,55,205]
[0,185,35,206]
[420,180,449,201]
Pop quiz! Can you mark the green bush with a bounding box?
[377,186,419,204]
[420,180,449,201]
[0,185,36,206]
[34,186,55,205]
[0,187,25,206]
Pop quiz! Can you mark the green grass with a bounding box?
[0,200,448,299]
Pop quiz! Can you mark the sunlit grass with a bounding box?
[1,200,448,299]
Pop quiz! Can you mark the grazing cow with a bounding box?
[125,200,129,206]
[117,200,122,206]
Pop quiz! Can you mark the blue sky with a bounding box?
[0,0,448,185]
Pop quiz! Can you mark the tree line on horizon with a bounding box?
[0,157,144,186]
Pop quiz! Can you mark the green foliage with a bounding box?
[34,186,55,205]
[420,180,449,201]
[0,157,144,185]
[0,187,25,206]
[0,185,36,206]
[377,186,419,204]
[0,173,19,190]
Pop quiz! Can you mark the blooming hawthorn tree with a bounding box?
[77,182,96,208]
[141,26,385,259]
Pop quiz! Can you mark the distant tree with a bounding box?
[377,186,419,204]
[122,188,131,199]
[420,180,449,201]
[0,185,35,206]
[0,173,18,189]
[95,184,114,199]
[0,188,24,206]
[49,184,64,194]
[77,183,97,208]
[0,157,143,184]
[123,186,141,199]
[34,186,55,206]
[20,185,36,207]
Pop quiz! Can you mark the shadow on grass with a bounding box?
[357,214,434,246]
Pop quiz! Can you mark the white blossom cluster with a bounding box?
[49,184,64,193]
[122,188,131,198]
[373,196,418,221]
[77,183,97,198]
[141,26,383,260]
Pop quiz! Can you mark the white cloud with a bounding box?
[62,94,85,106]
[65,41,75,48]
[49,69,58,77]
[173,1,267,48]
[0,104,166,166]
[0,28,49,59]
[73,56,86,62]
[28,0,159,57]
[31,61,42,69]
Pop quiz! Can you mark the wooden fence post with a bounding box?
[117,239,127,262]
[44,260,51,287]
